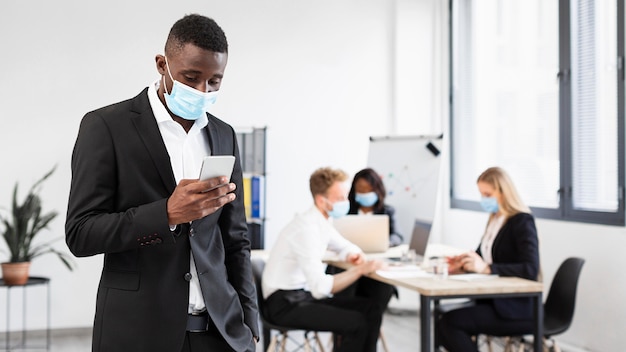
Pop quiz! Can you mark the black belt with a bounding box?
[187,312,210,332]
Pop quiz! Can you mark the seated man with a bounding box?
[262,167,385,352]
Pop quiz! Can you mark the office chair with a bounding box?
[435,257,585,352]
[506,257,586,352]
[251,258,326,352]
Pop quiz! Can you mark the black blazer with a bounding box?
[476,212,540,320]
[65,88,259,352]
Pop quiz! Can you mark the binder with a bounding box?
[251,175,264,219]
[242,173,252,220]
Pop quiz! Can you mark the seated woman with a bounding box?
[348,168,403,246]
[438,166,540,352]
[330,168,401,317]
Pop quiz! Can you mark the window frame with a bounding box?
[449,0,626,226]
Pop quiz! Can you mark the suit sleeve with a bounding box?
[65,112,174,257]
[383,204,404,246]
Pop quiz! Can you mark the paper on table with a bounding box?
[376,265,433,279]
[447,273,499,281]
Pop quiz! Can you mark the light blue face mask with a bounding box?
[326,199,350,218]
[355,192,378,207]
[163,57,218,121]
[480,196,499,213]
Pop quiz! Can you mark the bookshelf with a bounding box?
[236,127,266,249]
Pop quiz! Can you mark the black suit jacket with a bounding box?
[476,212,540,320]
[65,88,259,352]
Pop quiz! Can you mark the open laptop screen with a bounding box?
[409,219,432,259]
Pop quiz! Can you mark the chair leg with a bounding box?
[267,335,278,352]
[279,332,288,352]
[313,332,325,352]
[544,337,560,352]
[503,336,512,352]
[486,335,494,352]
[379,328,390,352]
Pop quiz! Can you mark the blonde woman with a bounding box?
[438,167,540,352]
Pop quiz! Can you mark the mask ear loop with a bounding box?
[163,56,175,95]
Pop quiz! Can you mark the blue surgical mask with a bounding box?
[480,197,499,213]
[355,192,378,207]
[163,57,218,120]
[326,199,350,218]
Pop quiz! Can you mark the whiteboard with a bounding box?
[367,135,443,241]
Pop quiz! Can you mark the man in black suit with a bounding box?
[65,14,259,352]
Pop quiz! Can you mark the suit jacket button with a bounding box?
[184,273,192,281]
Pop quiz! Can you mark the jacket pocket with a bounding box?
[101,269,140,291]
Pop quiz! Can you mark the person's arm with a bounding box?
[65,111,236,257]
[330,260,384,293]
[383,205,404,246]
[457,213,539,279]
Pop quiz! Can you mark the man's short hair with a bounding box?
[165,14,228,56]
[309,167,348,197]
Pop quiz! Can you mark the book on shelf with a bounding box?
[251,174,265,219]
[242,173,252,220]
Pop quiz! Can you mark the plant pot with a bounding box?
[1,262,31,285]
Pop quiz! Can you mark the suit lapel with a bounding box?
[205,114,221,155]
[130,89,177,193]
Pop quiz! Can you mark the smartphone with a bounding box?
[198,155,236,181]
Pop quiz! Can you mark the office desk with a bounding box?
[325,258,544,352]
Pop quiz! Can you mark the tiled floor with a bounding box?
[1,297,515,352]
[0,310,421,352]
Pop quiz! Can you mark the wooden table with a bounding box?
[326,257,544,352]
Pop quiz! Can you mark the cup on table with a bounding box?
[432,257,448,280]
[401,249,417,264]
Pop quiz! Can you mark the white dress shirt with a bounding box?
[480,214,506,264]
[262,206,362,300]
[147,80,211,313]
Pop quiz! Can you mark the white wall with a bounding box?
[0,0,395,332]
[0,1,623,351]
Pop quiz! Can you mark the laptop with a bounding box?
[408,218,432,261]
[332,215,390,253]
[388,218,432,262]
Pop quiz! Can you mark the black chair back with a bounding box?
[543,257,585,337]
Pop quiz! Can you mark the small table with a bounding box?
[0,277,50,351]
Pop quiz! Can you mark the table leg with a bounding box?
[46,281,50,351]
[533,292,543,352]
[22,286,26,348]
[5,288,9,351]
[420,295,432,352]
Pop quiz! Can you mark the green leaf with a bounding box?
[0,165,74,271]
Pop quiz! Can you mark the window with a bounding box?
[450,0,625,225]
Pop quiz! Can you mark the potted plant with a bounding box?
[0,166,74,285]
